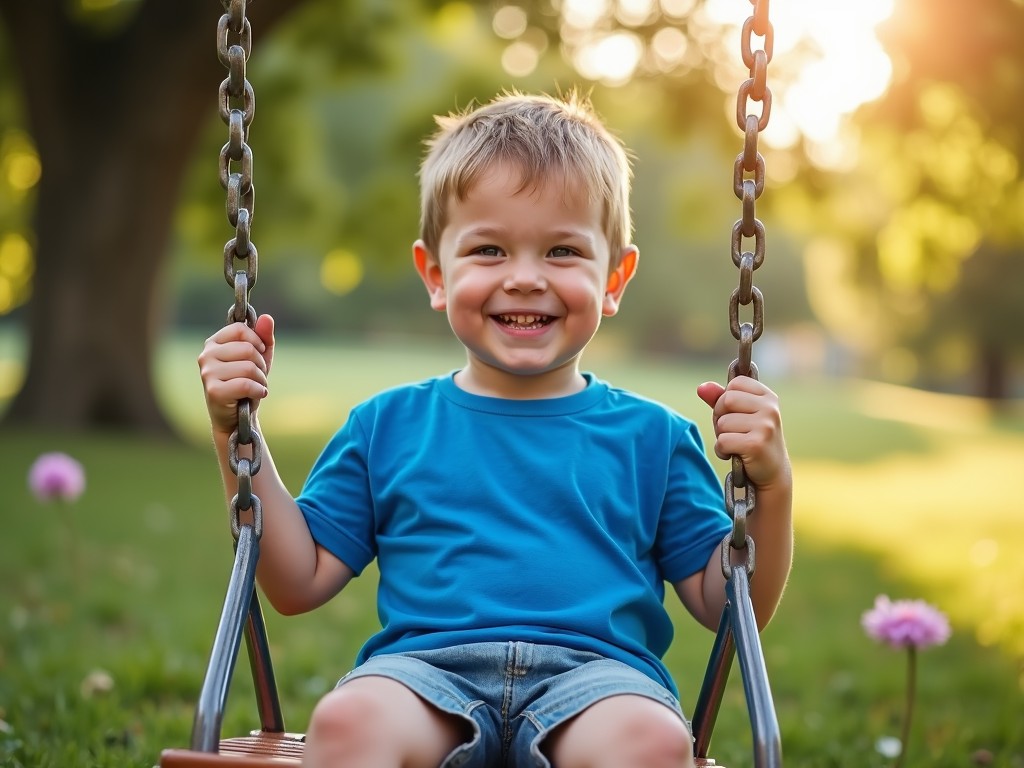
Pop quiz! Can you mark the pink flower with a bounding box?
[28,452,86,502]
[862,595,951,649]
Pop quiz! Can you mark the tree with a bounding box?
[776,0,1024,399]
[0,0,312,434]
[932,241,1024,401]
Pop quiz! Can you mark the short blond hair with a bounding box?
[418,90,633,264]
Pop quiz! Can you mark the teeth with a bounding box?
[498,314,549,328]
[505,313,544,323]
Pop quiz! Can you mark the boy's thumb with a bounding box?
[255,313,276,369]
[255,312,275,337]
[696,381,725,409]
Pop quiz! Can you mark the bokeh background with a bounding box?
[0,1,1022,766]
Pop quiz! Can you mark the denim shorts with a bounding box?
[335,641,687,768]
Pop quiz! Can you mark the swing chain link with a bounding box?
[218,0,263,541]
[722,0,772,579]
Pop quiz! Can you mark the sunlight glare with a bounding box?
[616,0,656,26]
[650,26,689,71]
[552,0,895,150]
[574,32,644,86]
[493,5,528,39]
[659,0,697,19]
[502,41,540,77]
[562,0,611,30]
[705,0,895,152]
[0,233,31,279]
[2,131,42,193]
[321,249,364,296]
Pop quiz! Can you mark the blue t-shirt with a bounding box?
[296,373,731,694]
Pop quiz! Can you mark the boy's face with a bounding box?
[414,163,637,398]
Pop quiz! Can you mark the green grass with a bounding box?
[1,332,1023,767]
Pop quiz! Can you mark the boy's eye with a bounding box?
[549,246,578,259]
[473,246,503,257]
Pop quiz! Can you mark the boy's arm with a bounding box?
[199,316,354,616]
[673,377,793,631]
[674,478,792,631]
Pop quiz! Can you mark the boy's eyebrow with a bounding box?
[546,228,597,243]
[458,225,506,240]
[456,225,598,245]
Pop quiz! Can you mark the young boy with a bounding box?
[199,91,792,768]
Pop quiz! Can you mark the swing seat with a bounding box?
[161,740,722,766]
[159,731,722,766]
[161,732,305,766]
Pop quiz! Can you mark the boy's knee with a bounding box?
[307,684,381,746]
[612,702,693,767]
[628,707,694,765]
[306,679,406,758]
[306,676,471,768]
[547,696,694,768]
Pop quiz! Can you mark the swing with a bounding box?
[159,1,781,765]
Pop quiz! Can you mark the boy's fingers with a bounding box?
[207,359,269,386]
[207,322,264,352]
[725,374,763,392]
[205,376,268,405]
[199,341,268,377]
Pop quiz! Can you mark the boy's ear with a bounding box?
[603,245,638,317]
[413,240,447,312]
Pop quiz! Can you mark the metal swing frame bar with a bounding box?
[189,523,284,752]
[691,566,782,767]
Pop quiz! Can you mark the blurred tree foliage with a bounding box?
[510,0,1024,400]
[6,0,1020,433]
[1,0,798,433]
[772,0,1024,400]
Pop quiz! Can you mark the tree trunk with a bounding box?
[977,343,1008,403]
[0,0,300,435]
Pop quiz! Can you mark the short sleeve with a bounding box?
[655,420,732,583]
[295,411,377,575]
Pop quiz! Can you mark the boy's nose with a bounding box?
[502,259,547,293]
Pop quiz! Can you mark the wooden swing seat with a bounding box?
[160,732,305,766]
[159,730,721,766]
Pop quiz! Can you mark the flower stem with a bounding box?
[60,500,81,599]
[894,645,917,768]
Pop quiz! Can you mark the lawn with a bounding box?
[1,331,1022,767]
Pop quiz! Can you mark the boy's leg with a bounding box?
[304,675,472,768]
[541,694,695,768]
[509,645,694,768]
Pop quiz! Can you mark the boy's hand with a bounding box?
[696,376,789,491]
[198,314,276,436]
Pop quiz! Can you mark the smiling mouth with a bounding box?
[494,313,554,330]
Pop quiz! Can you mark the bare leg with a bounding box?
[303,676,471,768]
[543,694,694,768]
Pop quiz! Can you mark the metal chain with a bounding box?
[721,0,772,579]
[217,0,263,541]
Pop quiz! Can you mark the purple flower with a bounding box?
[28,452,86,503]
[862,595,951,650]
